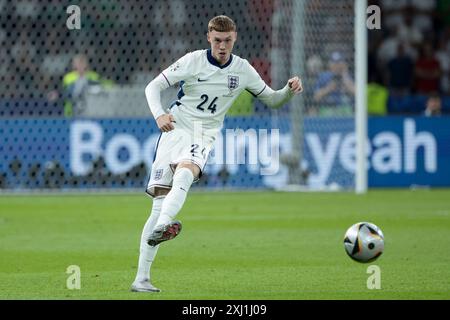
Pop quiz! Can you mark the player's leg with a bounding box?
[147,162,200,246]
[132,131,175,292]
[132,188,170,292]
[132,187,171,292]
[156,162,199,226]
[147,127,213,246]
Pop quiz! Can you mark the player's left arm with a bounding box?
[256,76,303,108]
[245,61,303,108]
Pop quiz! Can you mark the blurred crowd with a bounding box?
[0,0,273,117]
[366,0,450,115]
[304,0,450,116]
[0,0,448,117]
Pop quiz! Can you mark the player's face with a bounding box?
[207,30,237,65]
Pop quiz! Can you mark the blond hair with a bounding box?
[208,15,236,32]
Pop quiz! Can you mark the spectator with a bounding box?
[367,73,388,116]
[313,51,355,116]
[62,54,113,117]
[368,39,382,85]
[387,43,414,95]
[397,12,424,47]
[228,90,254,116]
[251,46,272,85]
[435,36,450,94]
[424,94,442,117]
[380,0,409,31]
[10,30,41,98]
[377,27,418,67]
[410,0,436,33]
[305,54,324,115]
[414,42,442,94]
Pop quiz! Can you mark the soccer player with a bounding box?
[131,15,303,292]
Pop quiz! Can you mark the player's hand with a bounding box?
[287,76,303,94]
[156,114,176,132]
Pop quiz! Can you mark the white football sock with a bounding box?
[156,167,194,226]
[135,196,165,282]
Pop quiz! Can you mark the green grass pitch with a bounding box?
[0,189,449,300]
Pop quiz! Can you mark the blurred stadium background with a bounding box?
[0,0,449,192]
[1,0,450,301]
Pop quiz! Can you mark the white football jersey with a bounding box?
[160,49,267,135]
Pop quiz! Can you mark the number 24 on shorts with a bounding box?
[190,144,207,159]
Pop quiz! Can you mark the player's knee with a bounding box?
[154,187,170,197]
[176,162,200,179]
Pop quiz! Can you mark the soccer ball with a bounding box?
[343,222,384,263]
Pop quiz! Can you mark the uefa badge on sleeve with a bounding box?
[169,62,180,72]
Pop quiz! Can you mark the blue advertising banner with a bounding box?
[368,117,450,187]
[0,116,449,190]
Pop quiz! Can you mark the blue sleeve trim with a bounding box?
[255,85,267,96]
[246,89,257,97]
[246,85,266,97]
[161,72,171,86]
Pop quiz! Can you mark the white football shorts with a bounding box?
[146,125,215,197]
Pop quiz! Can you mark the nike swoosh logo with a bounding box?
[180,187,187,192]
[198,78,208,82]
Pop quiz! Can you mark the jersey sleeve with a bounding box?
[160,52,193,86]
[245,61,267,97]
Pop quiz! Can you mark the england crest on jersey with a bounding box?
[224,75,239,97]
[228,75,239,90]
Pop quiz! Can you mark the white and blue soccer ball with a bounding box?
[344,222,384,263]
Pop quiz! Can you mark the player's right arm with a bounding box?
[145,53,193,132]
[145,74,174,132]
